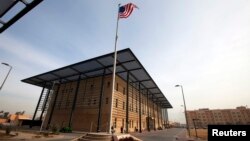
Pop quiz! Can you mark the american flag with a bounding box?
[119,3,138,18]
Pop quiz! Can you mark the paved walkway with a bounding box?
[174,129,206,141]
[131,128,207,141]
[1,128,207,141]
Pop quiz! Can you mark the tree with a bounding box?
[15,110,25,115]
[4,112,9,118]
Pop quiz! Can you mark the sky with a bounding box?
[0,0,250,123]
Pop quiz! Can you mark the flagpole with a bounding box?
[109,3,121,134]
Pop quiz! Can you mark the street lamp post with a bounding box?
[175,85,190,137]
[0,63,12,91]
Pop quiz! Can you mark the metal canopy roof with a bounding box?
[22,48,172,108]
[0,0,43,33]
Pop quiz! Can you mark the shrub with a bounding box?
[157,126,163,130]
[44,132,49,137]
[4,123,15,135]
[59,127,72,133]
[119,137,137,141]
[5,126,11,135]
[51,124,59,134]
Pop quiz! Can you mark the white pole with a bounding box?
[0,63,12,91]
[39,115,45,132]
[109,3,121,134]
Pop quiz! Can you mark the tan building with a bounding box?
[22,48,172,133]
[9,114,31,126]
[187,106,250,128]
[0,114,31,126]
[0,118,7,124]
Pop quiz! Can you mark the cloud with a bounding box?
[0,34,66,70]
[0,33,67,114]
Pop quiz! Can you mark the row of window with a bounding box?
[113,118,146,129]
[59,81,147,96]
[55,80,154,109]
[115,98,158,115]
[55,97,109,109]
[194,114,244,120]
[61,88,74,93]
[86,97,110,105]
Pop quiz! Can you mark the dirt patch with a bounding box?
[0,132,16,139]
[0,130,63,140]
[190,129,207,140]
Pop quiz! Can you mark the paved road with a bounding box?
[131,128,186,141]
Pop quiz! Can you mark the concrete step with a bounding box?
[78,133,113,141]
[87,133,112,137]
[83,136,112,140]
[79,138,112,141]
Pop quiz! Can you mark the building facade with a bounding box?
[22,49,172,133]
[187,106,250,128]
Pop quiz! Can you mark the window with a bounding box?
[107,81,110,87]
[65,101,69,108]
[106,98,109,104]
[114,118,117,128]
[66,94,70,107]
[116,83,118,91]
[132,102,133,112]
[93,99,96,105]
[123,102,125,110]
[123,87,126,95]
[88,99,91,105]
[116,99,118,108]
[122,119,124,127]
[90,84,94,89]
[58,101,61,109]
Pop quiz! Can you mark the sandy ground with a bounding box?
[0,130,82,140]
